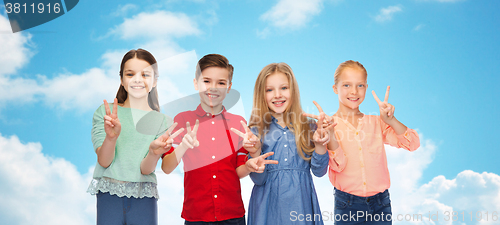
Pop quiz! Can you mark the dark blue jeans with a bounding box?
[334,188,392,224]
[184,216,246,225]
[97,191,158,225]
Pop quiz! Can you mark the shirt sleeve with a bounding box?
[381,119,420,152]
[91,104,106,151]
[249,126,268,185]
[311,151,329,177]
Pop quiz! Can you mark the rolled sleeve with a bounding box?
[384,126,420,152]
[328,145,347,173]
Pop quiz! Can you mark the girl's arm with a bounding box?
[96,99,121,168]
[140,123,184,175]
[373,86,420,151]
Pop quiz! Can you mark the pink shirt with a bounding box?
[328,115,420,197]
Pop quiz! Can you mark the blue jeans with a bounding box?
[334,188,392,224]
[96,191,158,225]
[184,216,246,225]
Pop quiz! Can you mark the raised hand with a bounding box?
[312,114,331,146]
[303,101,337,132]
[230,121,261,155]
[246,152,279,173]
[372,86,395,123]
[103,98,121,140]
[149,122,184,156]
[182,120,200,149]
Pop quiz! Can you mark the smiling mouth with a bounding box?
[206,93,219,99]
[348,98,359,102]
[272,100,286,107]
[130,86,145,89]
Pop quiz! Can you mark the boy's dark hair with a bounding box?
[195,54,234,82]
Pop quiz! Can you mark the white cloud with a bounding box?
[260,0,323,29]
[0,15,34,76]
[113,11,201,40]
[111,4,138,17]
[0,133,95,225]
[374,5,403,23]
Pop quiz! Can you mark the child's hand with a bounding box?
[372,86,395,124]
[149,123,184,156]
[182,120,200,149]
[231,121,261,154]
[246,152,278,173]
[312,114,331,146]
[303,101,337,132]
[103,98,121,141]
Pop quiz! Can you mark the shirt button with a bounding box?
[284,158,288,161]
[283,132,286,134]
[214,195,217,198]
[359,147,362,150]
[284,145,287,147]
[212,137,215,141]
[213,175,216,179]
[355,132,359,135]
[212,121,215,124]
[206,113,210,116]
[363,182,366,185]
[212,155,215,159]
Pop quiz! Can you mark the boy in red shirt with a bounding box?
[161,54,268,224]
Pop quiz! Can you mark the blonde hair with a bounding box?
[249,63,315,160]
[334,60,367,85]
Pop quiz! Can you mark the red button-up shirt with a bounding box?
[173,105,248,222]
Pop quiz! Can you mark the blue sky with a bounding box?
[0,0,499,224]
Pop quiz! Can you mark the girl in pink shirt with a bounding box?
[306,60,420,224]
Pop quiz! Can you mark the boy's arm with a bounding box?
[236,164,251,178]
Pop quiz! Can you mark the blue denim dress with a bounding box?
[248,118,329,225]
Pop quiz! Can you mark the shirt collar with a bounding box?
[194,104,229,119]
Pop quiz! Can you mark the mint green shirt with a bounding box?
[91,104,170,184]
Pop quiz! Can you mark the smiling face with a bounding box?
[194,66,232,113]
[121,57,156,101]
[333,67,367,111]
[265,72,291,114]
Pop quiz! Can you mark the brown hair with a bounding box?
[249,62,315,161]
[334,60,367,84]
[195,54,234,82]
[116,49,160,112]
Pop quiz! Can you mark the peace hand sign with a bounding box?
[302,101,337,132]
[372,86,395,123]
[312,113,331,146]
[103,98,121,140]
[182,120,200,149]
[230,121,261,154]
[150,122,184,156]
[246,152,279,173]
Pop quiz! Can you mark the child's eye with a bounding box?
[204,80,210,83]
[343,84,349,87]
[281,87,288,90]
[143,73,151,77]
[219,82,226,86]
[266,89,272,92]
[358,84,364,88]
